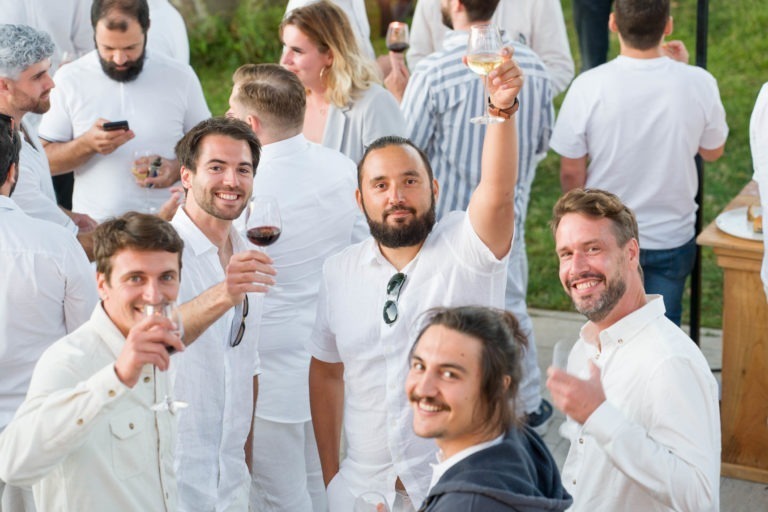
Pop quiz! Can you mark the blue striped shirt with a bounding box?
[401,30,554,229]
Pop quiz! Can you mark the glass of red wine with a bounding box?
[386,21,410,54]
[245,195,282,248]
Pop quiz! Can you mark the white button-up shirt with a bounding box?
[561,296,720,511]
[0,195,96,429]
[171,207,262,511]
[750,82,768,299]
[237,134,364,423]
[0,305,177,511]
[309,211,508,507]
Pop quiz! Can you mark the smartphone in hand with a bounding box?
[103,120,129,131]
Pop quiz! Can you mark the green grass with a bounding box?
[191,0,768,328]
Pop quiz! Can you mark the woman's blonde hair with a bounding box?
[281,0,380,108]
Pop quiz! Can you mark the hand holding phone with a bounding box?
[102,120,129,131]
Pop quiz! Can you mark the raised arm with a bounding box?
[467,47,522,259]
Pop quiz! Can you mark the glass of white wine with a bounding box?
[466,24,504,125]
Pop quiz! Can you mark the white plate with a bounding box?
[715,206,763,241]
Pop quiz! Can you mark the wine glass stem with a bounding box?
[483,74,491,122]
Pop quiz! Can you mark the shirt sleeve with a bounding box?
[549,78,590,159]
[0,354,130,486]
[528,0,575,95]
[63,239,98,333]
[306,263,341,363]
[698,72,728,150]
[582,356,720,511]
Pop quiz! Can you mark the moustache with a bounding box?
[384,205,416,218]
[408,393,449,411]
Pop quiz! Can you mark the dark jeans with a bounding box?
[573,0,614,71]
[640,236,697,327]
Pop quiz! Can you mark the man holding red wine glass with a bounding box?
[170,117,275,511]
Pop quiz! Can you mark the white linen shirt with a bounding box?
[236,134,364,423]
[309,211,508,507]
[147,0,190,64]
[550,56,728,250]
[560,296,720,512]
[407,0,574,94]
[0,305,178,511]
[749,83,768,299]
[39,51,210,221]
[12,117,77,233]
[171,207,262,512]
[0,195,96,429]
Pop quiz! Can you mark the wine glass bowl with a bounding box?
[386,22,410,54]
[143,301,183,354]
[245,196,282,247]
[467,24,504,125]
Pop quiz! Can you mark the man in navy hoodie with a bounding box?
[406,306,572,511]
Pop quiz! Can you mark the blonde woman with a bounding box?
[280,0,406,164]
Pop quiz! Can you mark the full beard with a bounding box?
[99,50,145,82]
[366,202,436,249]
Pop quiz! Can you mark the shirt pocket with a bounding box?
[109,406,150,479]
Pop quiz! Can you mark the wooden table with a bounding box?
[697,181,768,483]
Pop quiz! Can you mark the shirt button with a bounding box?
[594,353,600,360]
[108,389,116,397]
[76,418,84,426]
[572,479,577,485]
[143,376,151,383]
[618,338,624,344]
[578,438,584,444]
[129,423,135,430]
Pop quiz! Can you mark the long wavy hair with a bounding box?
[281,0,380,108]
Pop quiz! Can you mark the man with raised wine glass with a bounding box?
[170,116,274,511]
[546,188,720,511]
[38,0,209,222]
[0,109,96,512]
[550,0,728,327]
[0,23,99,259]
[0,212,186,511]
[400,0,556,438]
[227,63,366,512]
[308,47,522,511]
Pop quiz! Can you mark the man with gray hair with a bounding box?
[0,24,97,258]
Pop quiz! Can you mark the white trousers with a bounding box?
[250,417,326,512]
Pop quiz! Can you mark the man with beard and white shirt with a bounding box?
[228,63,365,512]
[38,0,209,222]
[0,24,97,259]
[171,117,275,511]
[308,49,522,511]
[546,188,720,511]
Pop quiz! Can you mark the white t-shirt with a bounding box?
[560,296,720,511]
[286,0,375,60]
[170,207,261,512]
[749,83,768,300]
[147,0,190,64]
[0,196,96,429]
[235,134,365,423]
[39,51,210,222]
[13,117,77,233]
[308,211,508,507]
[407,0,574,94]
[550,56,728,249]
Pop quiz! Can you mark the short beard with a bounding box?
[365,200,436,248]
[99,48,146,82]
[569,272,627,323]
